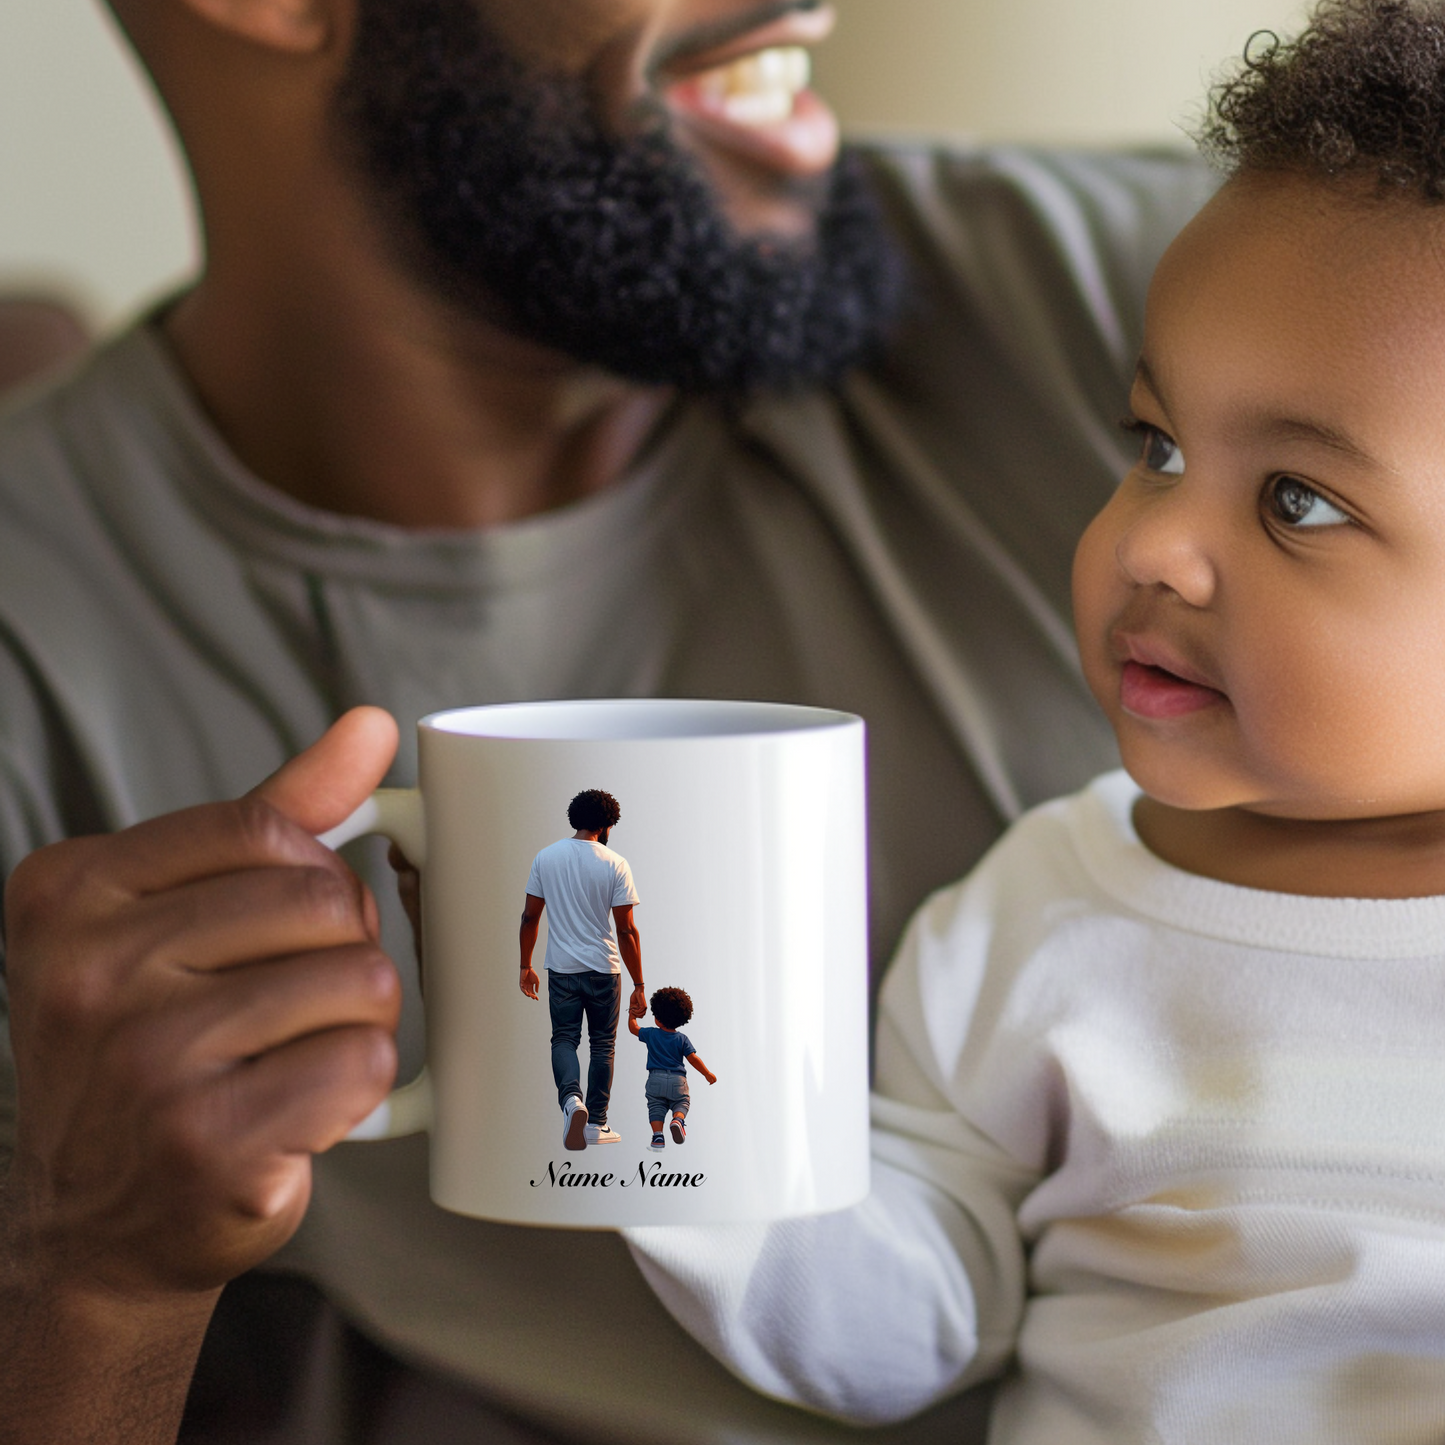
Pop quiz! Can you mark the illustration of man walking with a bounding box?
[520,790,645,1150]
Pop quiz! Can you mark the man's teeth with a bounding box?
[694,47,811,126]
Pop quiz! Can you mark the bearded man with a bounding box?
[0,1,1211,1441]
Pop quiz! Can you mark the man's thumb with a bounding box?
[251,706,399,835]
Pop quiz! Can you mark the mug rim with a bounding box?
[419,698,861,742]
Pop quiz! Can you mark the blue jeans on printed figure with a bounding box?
[548,969,622,1125]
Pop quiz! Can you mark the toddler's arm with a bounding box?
[625,864,1040,1427]
[685,1051,716,1084]
[627,1014,642,1037]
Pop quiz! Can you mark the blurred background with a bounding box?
[1,0,1308,334]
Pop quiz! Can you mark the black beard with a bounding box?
[332,0,903,394]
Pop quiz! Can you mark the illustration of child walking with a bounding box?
[628,987,716,1150]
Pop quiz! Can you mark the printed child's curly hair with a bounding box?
[567,789,621,832]
[650,987,693,1029]
[1198,0,1445,200]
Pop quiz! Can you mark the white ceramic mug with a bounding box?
[323,698,870,1228]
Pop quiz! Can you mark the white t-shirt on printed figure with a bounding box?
[526,839,640,974]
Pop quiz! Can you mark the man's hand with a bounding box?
[520,965,540,1000]
[1,706,401,1442]
[629,986,647,1019]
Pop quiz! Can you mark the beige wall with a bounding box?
[0,0,196,328]
[814,0,1309,145]
[0,0,1308,329]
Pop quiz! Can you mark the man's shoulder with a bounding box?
[531,837,575,866]
[853,138,1216,262]
[533,836,621,869]
[0,322,167,496]
[0,345,111,544]
[849,138,1216,380]
[0,323,187,606]
[0,320,318,837]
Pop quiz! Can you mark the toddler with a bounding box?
[628,4,1445,1439]
[629,986,716,1149]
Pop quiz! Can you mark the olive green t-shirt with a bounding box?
[0,144,1212,1444]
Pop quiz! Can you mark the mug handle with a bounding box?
[321,788,434,1141]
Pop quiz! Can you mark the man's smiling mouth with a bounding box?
[661,4,840,176]
[686,44,811,126]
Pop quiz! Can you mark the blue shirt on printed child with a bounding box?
[637,1027,694,1074]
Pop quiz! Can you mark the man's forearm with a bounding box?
[0,1177,217,1445]
[519,917,539,969]
[618,928,643,990]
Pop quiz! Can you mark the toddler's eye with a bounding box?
[1127,421,1184,477]
[1265,476,1349,529]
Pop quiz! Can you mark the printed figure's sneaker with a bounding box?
[670,1117,686,1144]
[650,1133,666,1150]
[562,1096,588,1151]
[584,1123,621,1145]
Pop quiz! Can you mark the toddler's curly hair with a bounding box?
[650,987,693,1030]
[1199,0,1445,200]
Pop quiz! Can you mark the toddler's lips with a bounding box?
[1119,660,1227,720]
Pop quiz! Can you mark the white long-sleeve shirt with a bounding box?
[630,771,1445,1442]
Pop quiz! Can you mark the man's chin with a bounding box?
[488,145,903,394]
[693,156,838,246]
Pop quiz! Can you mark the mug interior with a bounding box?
[421,698,854,741]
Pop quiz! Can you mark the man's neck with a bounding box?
[163,176,673,531]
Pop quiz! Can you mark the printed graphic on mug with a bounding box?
[519,787,722,1174]
[326,698,869,1229]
